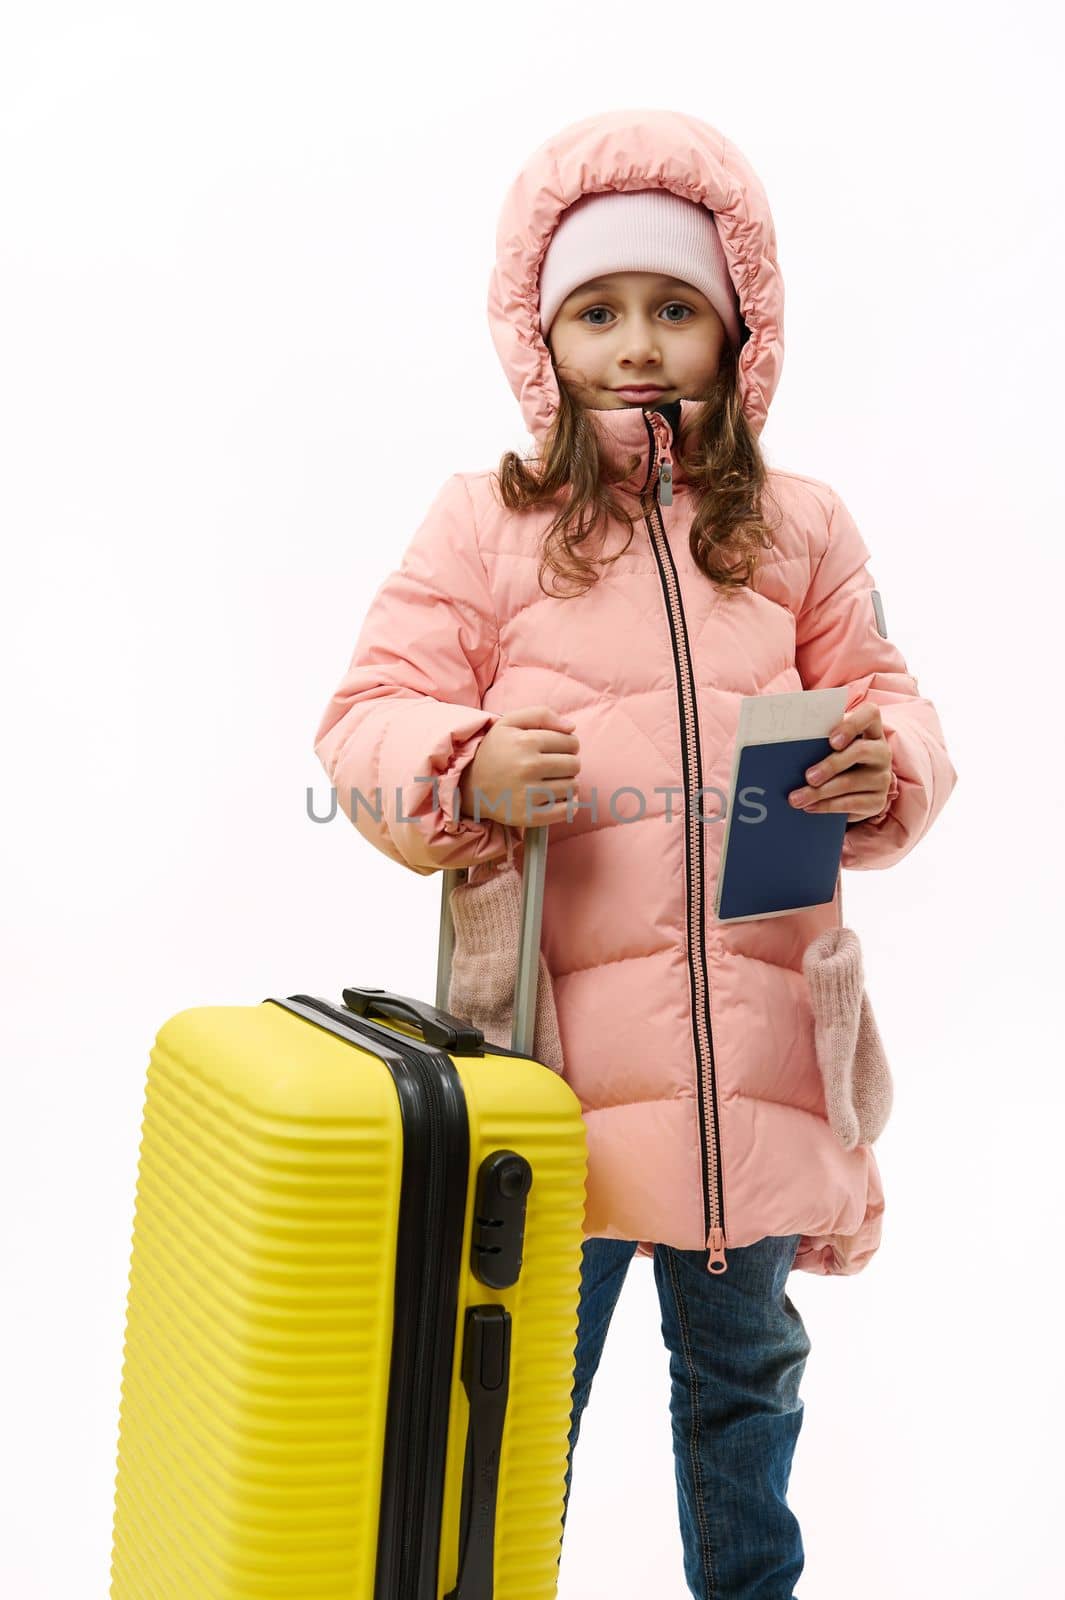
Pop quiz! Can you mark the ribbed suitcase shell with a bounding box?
[110,991,588,1598]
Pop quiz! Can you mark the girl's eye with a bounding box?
[577,303,695,326]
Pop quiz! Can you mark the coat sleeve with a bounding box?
[312,473,512,877]
[794,487,958,871]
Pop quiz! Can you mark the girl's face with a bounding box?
[546,270,728,409]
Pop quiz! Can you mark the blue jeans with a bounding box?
[561,1234,811,1599]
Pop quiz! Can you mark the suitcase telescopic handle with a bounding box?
[436,824,548,1059]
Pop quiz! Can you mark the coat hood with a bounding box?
[486,107,786,485]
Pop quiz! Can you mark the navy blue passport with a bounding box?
[714,737,847,922]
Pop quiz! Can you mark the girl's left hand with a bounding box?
[788,703,894,824]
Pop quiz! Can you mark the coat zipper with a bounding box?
[641,407,728,1274]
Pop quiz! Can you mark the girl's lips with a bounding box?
[614,386,667,400]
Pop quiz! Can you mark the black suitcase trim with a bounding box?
[265,996,524,1599]
[265,994,472,1600]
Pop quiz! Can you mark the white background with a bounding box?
[3,2,1062,1596]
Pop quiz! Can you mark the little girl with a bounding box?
[314,107,957,1598]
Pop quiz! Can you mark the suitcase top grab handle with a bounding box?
[436,824,548,1060]
[339,986,487,1055]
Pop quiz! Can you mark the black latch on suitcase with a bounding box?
[470,1150,532,1289]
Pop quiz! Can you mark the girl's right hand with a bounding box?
[458,706,581,829]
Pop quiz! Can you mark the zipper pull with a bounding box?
[647,409,674,506]
[706,1227,728,1274]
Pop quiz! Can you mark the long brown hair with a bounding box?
[493,337,781,601]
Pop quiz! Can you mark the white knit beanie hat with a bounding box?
[538,188,744,349]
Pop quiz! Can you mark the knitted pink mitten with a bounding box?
[446,856,565,1075]
[802,928,893,1150]
[853,986,893,1144]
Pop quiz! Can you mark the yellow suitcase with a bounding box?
[110,829,588,1598]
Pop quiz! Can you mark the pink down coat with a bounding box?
[313,107,958,1277]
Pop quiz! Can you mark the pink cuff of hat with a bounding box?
[538,188,744,350]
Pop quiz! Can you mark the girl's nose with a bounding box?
[620,339,661,363]
[616,317,662,362]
